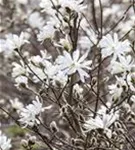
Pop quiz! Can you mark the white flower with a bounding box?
[28,63,45,83]
[40,50,52,60]
[39,0,86,14]
[30,50,52,66]
[58,35,72,51]
[39,0,51,11]
[44,63,58,79]
[127,72,135,92]
[84,113,117,131]
[15,75,28,87]
[56,50,92,82]
[73,84,83,98]
[0,131,12,150]
[43,62,68,86]
[6,32,29,50]
[52,71,68,86]
[84,103,119,138]
[10,98,24,113]
[30,55,43,66]
[99,33,130,60]
[12,61,27,78]
[108,84,123,100]
[12,61,28,87]
[28,50,68,86]
[28,51,56,84]
[39,0,56,14]
[59,0,87,13]
[28,61,57,85]
[131,95,135,103]
[0,39,6,53]
[37,24,56,42]
[0,39,14,57]
[28,12,45,29]
[109,55,134,74]
[108,76,127,100]
[19,97,44,127]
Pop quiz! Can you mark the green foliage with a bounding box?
[5,125,28,137]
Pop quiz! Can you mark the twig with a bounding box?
[93,52,102,118]
[106,4,132,34]
[91,0,100,34]
[99,0,103,38]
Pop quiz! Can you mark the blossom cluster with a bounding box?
[0,128,12,150]
[0,0,135,150]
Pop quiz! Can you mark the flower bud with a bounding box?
[90,137,97,145]
[21,139,28,148]
[28,136,36,145]
[50,121,59,133]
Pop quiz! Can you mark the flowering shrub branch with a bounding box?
[0,0,135,150]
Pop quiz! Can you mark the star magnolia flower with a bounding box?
[28,12,45,29]
[108,84,123,100]
[108,76,127,100]
[99,33,130,60]
[0,130,12,150]
[59,0,87,13]
[56,50,92,82]
[29,53,57,84]
[0,39,6,53]
[28,63,45,83]
[84,103,119,138]
[15,75,28,87]
[84,113,117,131]
[58,35,72,51]
[12,61,27,78]
[40,0,86,14]
[6,32,29,50]
[0,39,14,57]
[19,97,44,127]
[109,55,135,74]
[40,50,52,60]
[52,71,68,86]
[127,72,135,92]
[131,95,135,103]
[29,50,52,68]
[73,83,83,98]
[39,0,57,14]
[37,24,56,42]
[10,98,24,113]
